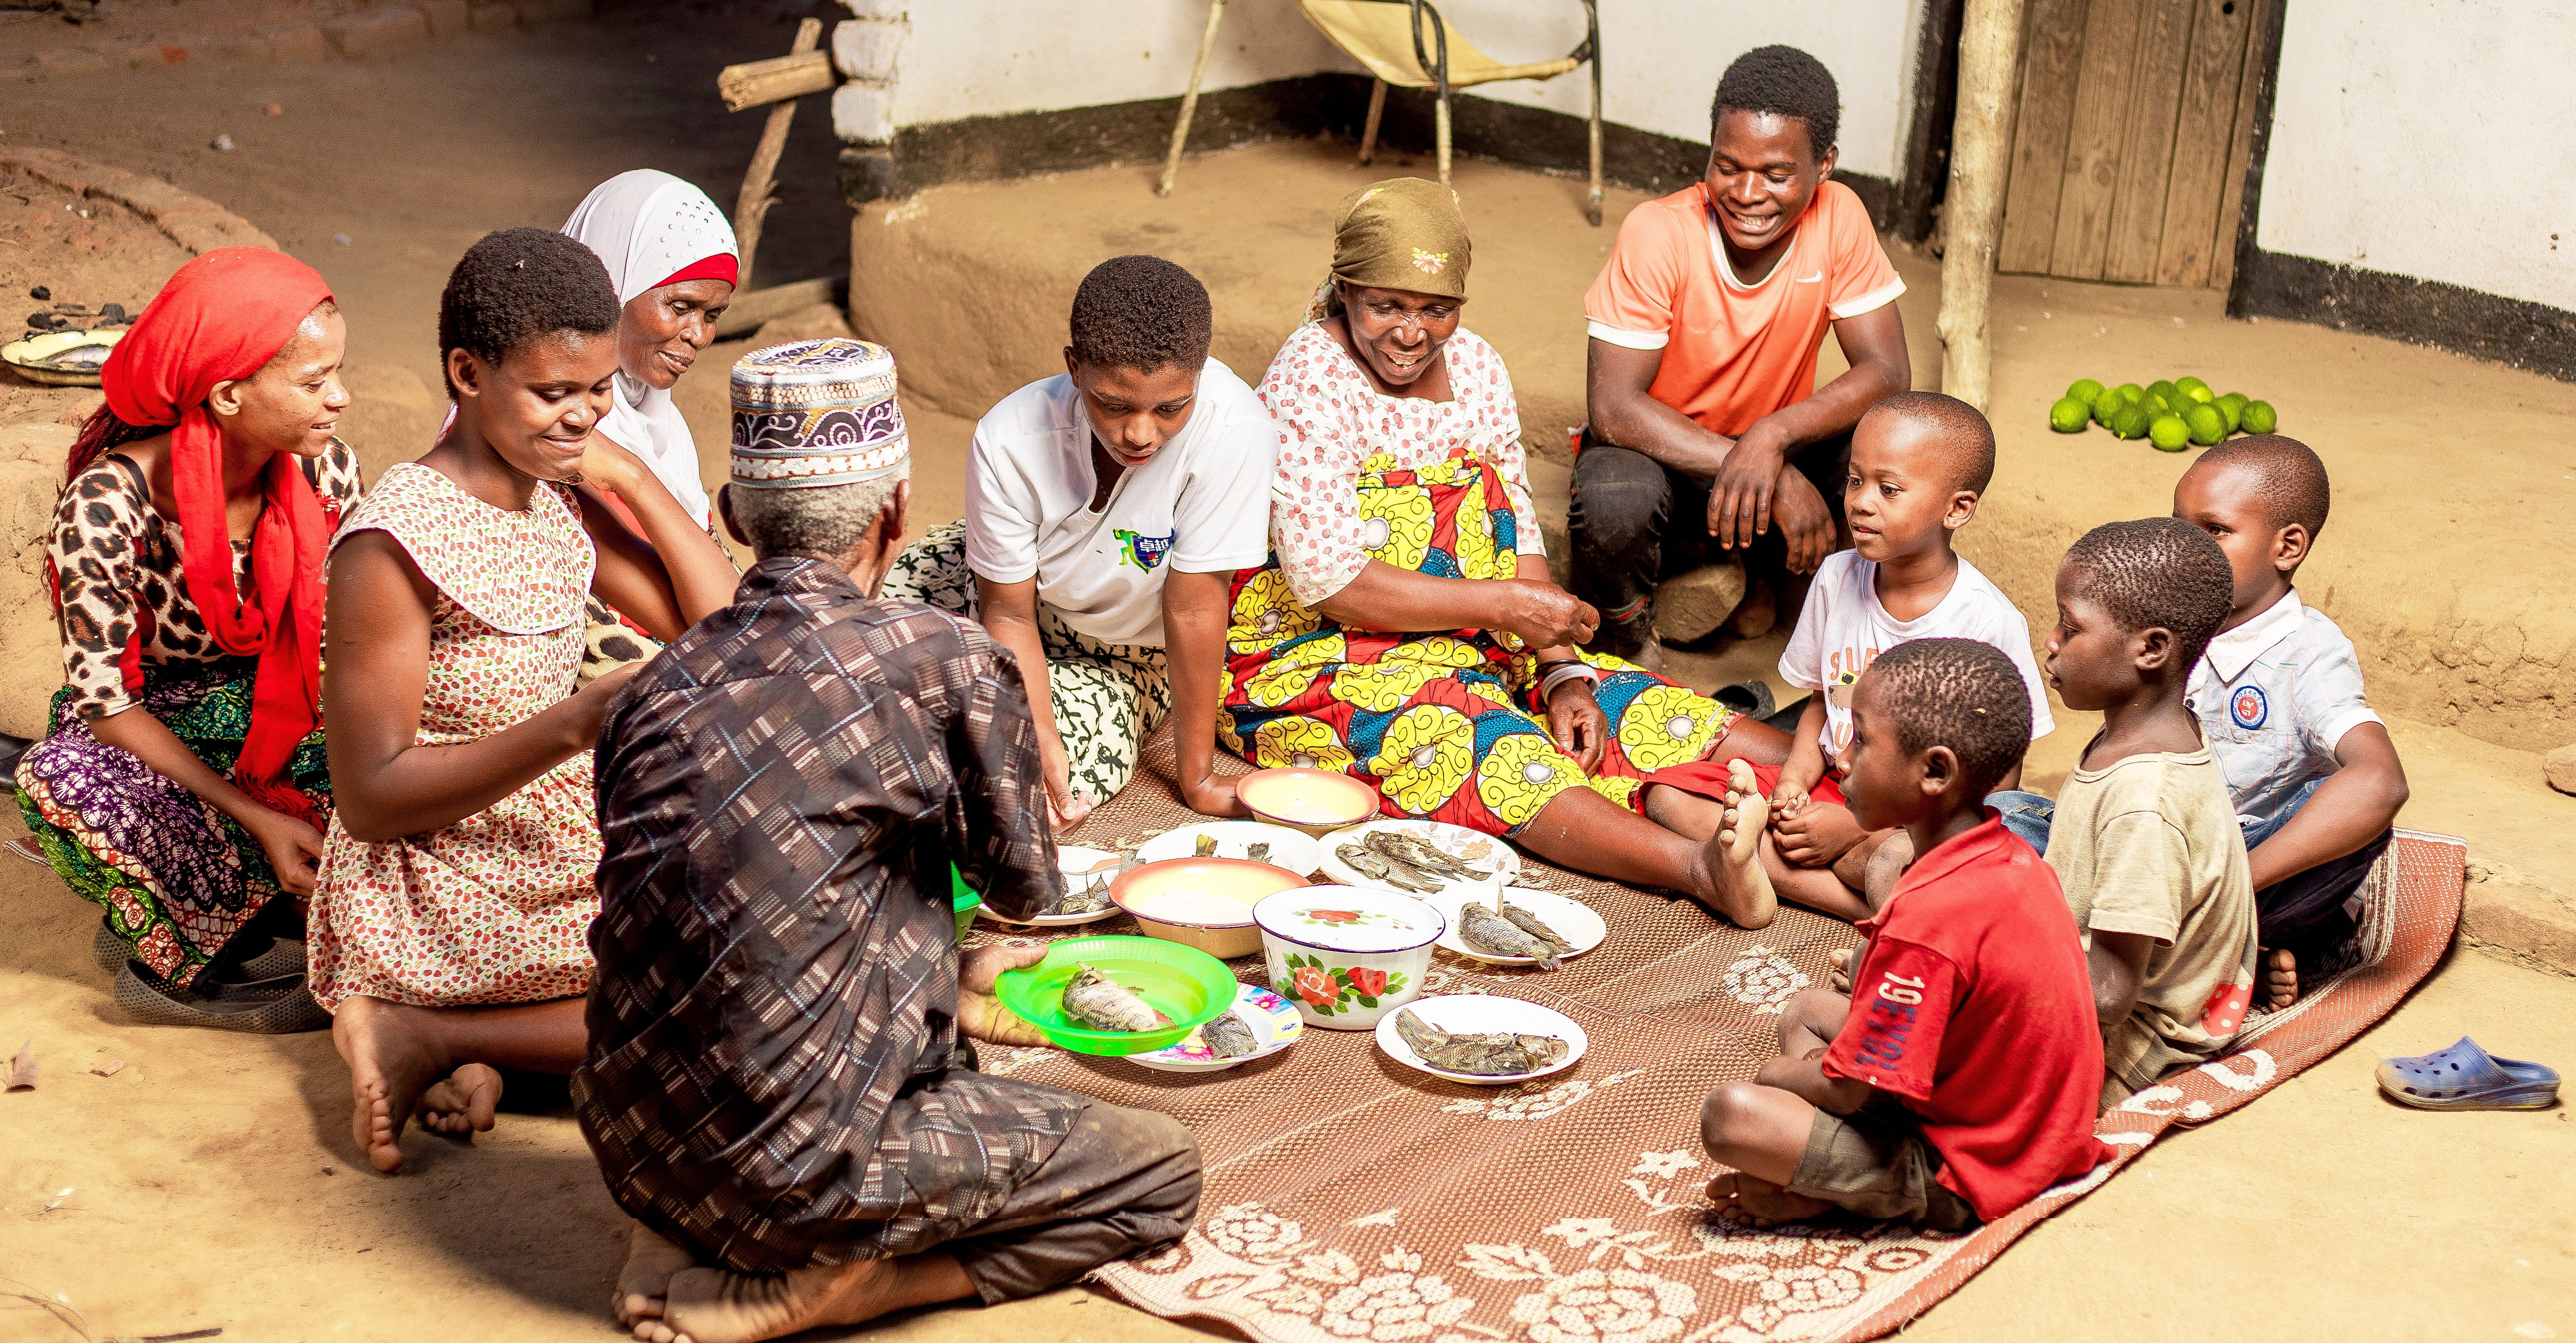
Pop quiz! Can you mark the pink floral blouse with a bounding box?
[1256,322,1544,607]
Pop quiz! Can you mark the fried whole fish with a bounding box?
[1336,842,1437,894]
[1062,963,1162,1033]
[1044,857,1120,916]
[1194,834,1219,857]
[1364,830,1482,881]
[1393,1006,1568,1077]
[1199,1011,1259,1058]
[1499,897,1572,957]
[1456,899,1561,970]
[1246,842,1272,865]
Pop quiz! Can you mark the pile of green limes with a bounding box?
[2047,377,2276,451]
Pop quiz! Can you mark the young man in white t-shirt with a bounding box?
[1695,393,2052,919]
[879,255,1276,831]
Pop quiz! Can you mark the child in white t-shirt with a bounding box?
[1755,393,2050,919]
[879,256,1276,830]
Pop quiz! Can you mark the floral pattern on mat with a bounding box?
[1002,732,2466,1343]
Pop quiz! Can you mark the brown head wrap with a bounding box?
[1303,177,1472,322]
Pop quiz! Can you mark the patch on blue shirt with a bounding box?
[2229,683,2268,730]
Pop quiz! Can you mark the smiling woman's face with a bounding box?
[1340,283,1463,390]
[449,329,620,483]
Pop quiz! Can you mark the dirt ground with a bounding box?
[2,15,2574,1343]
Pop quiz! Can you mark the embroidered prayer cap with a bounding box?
[729,338,910,489]
[1305,177,1472,321]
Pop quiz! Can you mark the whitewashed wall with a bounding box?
[835,0,1928,183]
[2256,0,2576,310]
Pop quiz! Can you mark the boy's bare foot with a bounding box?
[333,995,451,1174]
[417,1062,504,1137]
[646,1259,899,1343]
[615,1222,702,1332]
[1826,947,1854,994]
[1705,1172,1834,1227]
[1691,760,1777,929]
[2259,947,2299,1010]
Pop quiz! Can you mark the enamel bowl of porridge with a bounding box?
[1236,767,1380,838]
[1111,857,1309,959]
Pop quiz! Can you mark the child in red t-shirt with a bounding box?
[1698,637,2111,1227]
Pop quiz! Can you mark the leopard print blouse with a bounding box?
[52,441,365,720]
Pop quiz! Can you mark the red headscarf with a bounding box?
[94,247,336,829]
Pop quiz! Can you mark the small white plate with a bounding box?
[1134,821,1322,876]
[1127,981,1304,1073]
[1320,819,1520,896]
[1431,887,1607,967]
[976,845,1124,927]
[1374,994,1587,1085]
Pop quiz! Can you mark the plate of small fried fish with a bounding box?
[1428,887,1606,970]
[1133,820,1322,876]
[1321,820,1520,896]
[1374,995,1586,1085]
[977,845,1127,926]
[1128,981,1305,1073]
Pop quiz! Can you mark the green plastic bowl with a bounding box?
[950,862,981,939]
[994,935,1238,1056]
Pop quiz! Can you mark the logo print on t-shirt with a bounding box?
[1113,528,1174,571]
[2230,684,2268,729]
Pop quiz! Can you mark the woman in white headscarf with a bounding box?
[561,169,740,676]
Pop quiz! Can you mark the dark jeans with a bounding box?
[1986,788,2392,969]
[1567,429,1853,647]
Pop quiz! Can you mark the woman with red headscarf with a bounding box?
[13,247,360,1030]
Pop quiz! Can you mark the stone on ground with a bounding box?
[2546,742,2576,796]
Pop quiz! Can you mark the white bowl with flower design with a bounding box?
[1252,885,1444,1031]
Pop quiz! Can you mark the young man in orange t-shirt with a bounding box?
[1574,46,1911,667]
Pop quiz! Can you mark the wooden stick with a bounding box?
[734,16,825,294]
[1156,0,1228,197]
[1936,0,2026,413]
[716,49,832,113]
[1359,78,1387,165]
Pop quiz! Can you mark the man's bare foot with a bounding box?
[1692,760,1777,929]
[417,1062,504,1137]
[1705,1171,1834,1227]
[645,1259,899,1343]
[2259,947,2299,1010]
[333,996,452,1174]
[615,1222,702,1333]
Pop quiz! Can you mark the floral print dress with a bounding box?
[15,442,362,988]
[1220,323,1740,837]
[306,463,601,1011]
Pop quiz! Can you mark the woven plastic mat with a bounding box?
[969,735,2464,1343]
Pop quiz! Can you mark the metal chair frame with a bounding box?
[1157,0,1606,226]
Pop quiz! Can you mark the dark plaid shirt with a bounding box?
[573,556,1074,1273]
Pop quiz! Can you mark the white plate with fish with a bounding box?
[2,327,124,387]
[1429,887,1606,969]
[1127,981,1304,1073]
[1320,819,1519,897]
[1375,994,1586,1085]
[978,845,1126,926]
[1134,821,1322,876]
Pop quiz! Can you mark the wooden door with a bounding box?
[1996,0,2270,288]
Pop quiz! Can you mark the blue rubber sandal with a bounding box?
[2376,1038,2561,1110]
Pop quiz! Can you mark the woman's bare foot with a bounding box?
[645,1259,901,1343]
[615,1222,702,1333]
[417,1062,504,1137]
[1690,761,1777,929]
[1705,1171,1834,1227]
[2259,947,2300,1010]
[332,996,452,1173]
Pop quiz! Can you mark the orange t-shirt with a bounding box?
[1583,181,1903,437]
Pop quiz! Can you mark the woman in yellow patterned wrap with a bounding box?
[1225,178,1793,927]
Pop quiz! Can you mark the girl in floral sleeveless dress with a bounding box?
[312,229,740,1174]
[1226,179,1792,924]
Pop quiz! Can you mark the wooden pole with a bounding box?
[735,16,825,293]
[1936,0,2025,413]
[1156,0,1228,197]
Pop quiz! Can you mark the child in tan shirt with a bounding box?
[2036,518,2259,1107]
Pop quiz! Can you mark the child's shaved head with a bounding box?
[2194,434,2330,540]
[1861,391,1995,494]
[2062,517,2234,667]
[1861,637,2030,795]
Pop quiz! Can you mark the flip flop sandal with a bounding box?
[2376,1037,2561,1110]
[1714,680,1777,719]
[113,961,329,1034]
[5,835,49,866]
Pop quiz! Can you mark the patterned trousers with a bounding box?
[882,522,1170,805]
